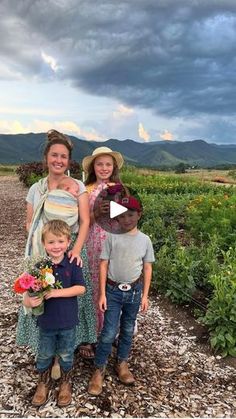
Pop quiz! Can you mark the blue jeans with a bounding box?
[37,327,76,372]
[95,282,142,367]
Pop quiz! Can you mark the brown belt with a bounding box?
[107,274,143,289]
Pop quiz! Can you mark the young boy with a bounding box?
[31,219,86,407]
[88,196,155,395]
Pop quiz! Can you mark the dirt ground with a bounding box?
[0,176,236,418]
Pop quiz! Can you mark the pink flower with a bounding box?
[18,273,36,290]
[31,279,43,292]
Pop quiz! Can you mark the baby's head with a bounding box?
[57,177,80,198]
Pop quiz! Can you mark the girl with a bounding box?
[16,130,96,369]
[79,147,124,358]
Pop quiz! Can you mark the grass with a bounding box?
[0,165,18,176]
[184,169,236,184]
[127,165,236,185]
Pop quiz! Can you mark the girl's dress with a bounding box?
[16,177,96,353]
[86,182,110,333]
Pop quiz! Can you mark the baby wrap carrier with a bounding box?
[25,186,78,257]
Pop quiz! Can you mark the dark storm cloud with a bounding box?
[1,0,236,141]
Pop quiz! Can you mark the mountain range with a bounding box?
[1,133,236,168]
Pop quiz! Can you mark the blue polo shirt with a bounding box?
[37,255,85,330]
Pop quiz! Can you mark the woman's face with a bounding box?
[94,154,114,182]
[46,144,70,175]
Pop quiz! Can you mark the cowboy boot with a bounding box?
[57,369,72,407]
[88,367,106,396]
[32,368,51,407]
[115,361,135,385]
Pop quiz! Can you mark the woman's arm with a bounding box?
[26,202,34,232]
[69,192,90,264]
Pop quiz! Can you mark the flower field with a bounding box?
[121,167,236,357]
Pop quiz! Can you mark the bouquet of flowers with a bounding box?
[13,256,62,316]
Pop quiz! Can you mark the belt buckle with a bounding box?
[118,283,131,291]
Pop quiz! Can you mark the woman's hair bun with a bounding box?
[46,129,73,150]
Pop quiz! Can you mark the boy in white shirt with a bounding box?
[88,196,155,395]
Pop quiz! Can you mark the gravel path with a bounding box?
[0,176,236,418]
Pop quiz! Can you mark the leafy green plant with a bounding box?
[202,248,236,356]
[155,244,196,304]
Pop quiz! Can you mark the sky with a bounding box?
[1,0,236,144]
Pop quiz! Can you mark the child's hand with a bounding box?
[44,289,60,299]
[95,201,110,217]
[23,293,43,308]
[99,201,110,214]
[141,296,149,312]
[99,295,107,312]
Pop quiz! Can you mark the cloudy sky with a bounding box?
[1,0,236,144]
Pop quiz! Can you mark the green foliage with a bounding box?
[186,192,236,250]
[202,250,236,356]
[189,237,220,291]
[16,160,81,187]
[155,243,196,304]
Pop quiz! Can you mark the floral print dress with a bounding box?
[86,183,108,334]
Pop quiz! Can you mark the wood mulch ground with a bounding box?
[0,176,235,418]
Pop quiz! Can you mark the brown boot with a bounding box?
[88,367,105,396]
[57,369,72,408]
[116,361,135,385]
[32,368,51,407]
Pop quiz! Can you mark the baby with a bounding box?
[57,177,80,198]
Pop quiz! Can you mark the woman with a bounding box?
[16,130,96,364]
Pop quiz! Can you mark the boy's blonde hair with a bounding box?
[42,220,71,242]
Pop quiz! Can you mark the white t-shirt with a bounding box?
[100,230,155,283]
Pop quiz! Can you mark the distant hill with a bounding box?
[1,133,236,168]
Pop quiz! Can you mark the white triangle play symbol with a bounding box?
[110,201,128,219]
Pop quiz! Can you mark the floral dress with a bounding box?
[16,177,97,353]
[86,183,108,334]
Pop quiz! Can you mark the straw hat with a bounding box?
[82,146,124,173]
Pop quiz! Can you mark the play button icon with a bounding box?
[110,201,127,219]
[92,183,142,233]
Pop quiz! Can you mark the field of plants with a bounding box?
[14,162,236,358]
[121,166,236,358]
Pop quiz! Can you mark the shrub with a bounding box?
[16,162,45,187]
